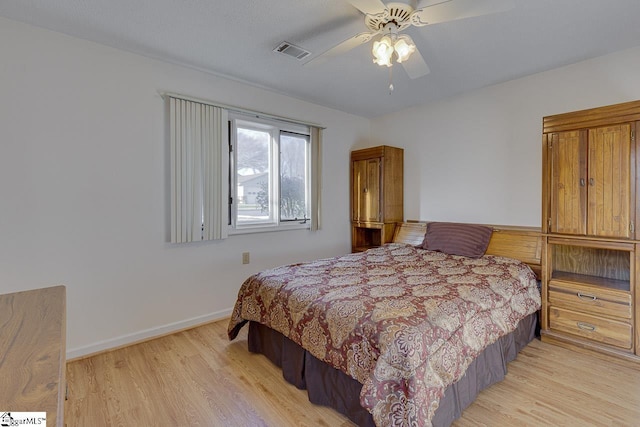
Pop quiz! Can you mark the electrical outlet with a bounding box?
[242,252,250,264]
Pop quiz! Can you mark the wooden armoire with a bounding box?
[350,145,403,252]
[541,100,640,362]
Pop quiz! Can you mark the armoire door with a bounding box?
[549,130,587,235]
[352,158,381,222]
[587,123,632,238]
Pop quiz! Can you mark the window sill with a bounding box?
[229,222,310,235]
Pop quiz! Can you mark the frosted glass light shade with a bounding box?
[372,35,394,67]
[394,35,416,63]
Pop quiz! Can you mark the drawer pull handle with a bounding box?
[577,292,597,302]
[577,322,596,332]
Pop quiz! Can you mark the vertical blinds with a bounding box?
[169,96,228,243]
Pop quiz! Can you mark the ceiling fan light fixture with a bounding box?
[372,35,394,67]
[372,31,416,68]
[394,34,416,63]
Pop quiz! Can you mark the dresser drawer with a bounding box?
[548,307,632,349]
[548,281,632,319]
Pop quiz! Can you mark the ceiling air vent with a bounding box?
[273,41,311,60]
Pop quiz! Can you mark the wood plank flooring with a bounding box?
[65,319,640,426]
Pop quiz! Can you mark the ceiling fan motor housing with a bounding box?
[365,2,415,32]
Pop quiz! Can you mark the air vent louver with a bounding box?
[273,41,311,60]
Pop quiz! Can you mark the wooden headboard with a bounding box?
[392,222,542,279]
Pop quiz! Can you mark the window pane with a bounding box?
[236,127,271,223]
[280,133,309,221]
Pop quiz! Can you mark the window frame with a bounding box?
[228,113,312,234]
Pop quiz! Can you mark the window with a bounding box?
[230,115,311,232]
[167,92,322,242]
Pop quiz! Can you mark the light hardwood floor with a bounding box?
[65,319,640,426]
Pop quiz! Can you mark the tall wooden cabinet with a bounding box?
[548,125,633,237]
[350,145,403,252]
[541,100,640,362]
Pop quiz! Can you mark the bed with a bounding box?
[228,222,542,426]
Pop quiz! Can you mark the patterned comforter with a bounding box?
[228,243,541,426]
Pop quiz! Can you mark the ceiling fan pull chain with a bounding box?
[389,65,394,93]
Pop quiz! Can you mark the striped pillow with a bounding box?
[423,222,493,258]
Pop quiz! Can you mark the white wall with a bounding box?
[372,46,640,227]
[0,17,370,357]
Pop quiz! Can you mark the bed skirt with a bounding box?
[247,312,537,427]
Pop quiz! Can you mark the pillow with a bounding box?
[423,222,493,258]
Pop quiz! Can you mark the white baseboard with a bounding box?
[66,308,233,360]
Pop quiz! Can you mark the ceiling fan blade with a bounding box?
[411,0,514,27]
[346,0,387,15]
[416,0,454,9]
[400,48,430,79]
[304,31,377,66]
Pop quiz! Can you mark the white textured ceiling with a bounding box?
[2,0,640,118]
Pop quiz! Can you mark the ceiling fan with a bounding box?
[306,0,515,82]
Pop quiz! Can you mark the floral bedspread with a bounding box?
[228,243,540,427]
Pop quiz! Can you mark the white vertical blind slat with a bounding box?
[217,107,229,239]
[169,98,178,242]
[181,99,189,241]
[202,104,210,239]
[204,104,213,240]
[183,100,190,241]
[310,126,322,231]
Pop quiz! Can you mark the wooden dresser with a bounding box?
[0,286,66,426]
[350,145,404,252]
[541,100,640,362]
